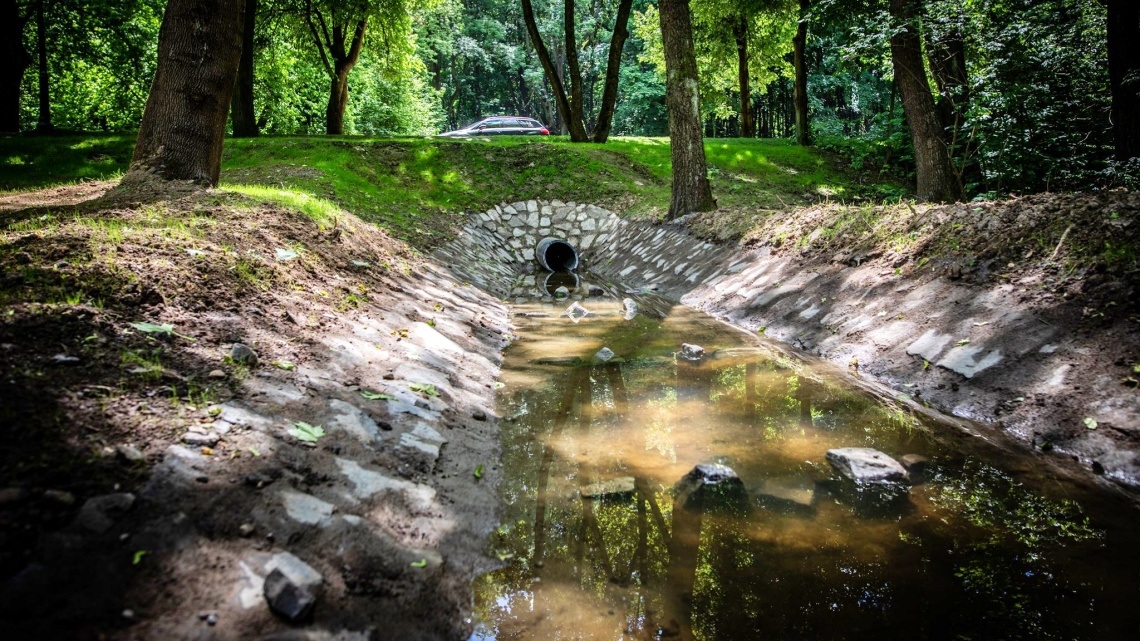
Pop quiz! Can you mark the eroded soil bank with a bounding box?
[684,192,1140,490]
[0,184,511,640]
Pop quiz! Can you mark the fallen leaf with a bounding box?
[1084,417,1098,430]
[132,550,149,565]
[273,360,295,371]
[275,248,299,262]
[410,382,440,397]
[288,421,325,442]
[360,390,396,401]
[410,558,428,568]
[473,463,484,479]
[956,338,971,347]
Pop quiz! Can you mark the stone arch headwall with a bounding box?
[434,199,739,301]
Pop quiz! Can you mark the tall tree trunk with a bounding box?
[889,0,960,202]
[793,0,810,145]
[734,16,753,138]
[659,0,714,219]
[521,0,582,139]
[591,0,633,143]
[1,0,31,133]
[34,0,51,132]
[1107,0,1140,161]
[127,0,246,186]
[563,0,588,140]
[230,0,257,137]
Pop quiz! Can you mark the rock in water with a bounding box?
[595,347,615,362]
[826,448,909,484]
[621,298,638,321]
[231,343,259,366]
[554,286,570,298]
[679,343,705,362]
[264,568,316,622]
[587,285,605,296]
[674,464,748,514]
[565,301,590,323]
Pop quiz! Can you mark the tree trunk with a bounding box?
[127,0,246,186]
[521,0,582,139]
[889,0,960,202]
[563,0,588,141]
[230,0,257,137]
[591,0,633,143]
[659,0,714,219]
[734,16,753,138]
[34,0,51,133]
[1,0,31,133]
[324,22,365,135]
[793,0,810,145]
[1108,0,1140,161]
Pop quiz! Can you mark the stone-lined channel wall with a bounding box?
[438,199,1139,491]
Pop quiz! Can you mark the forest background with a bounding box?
[3,0,1134,199]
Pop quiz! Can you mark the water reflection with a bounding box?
[472,294,1139,641]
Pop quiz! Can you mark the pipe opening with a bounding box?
[536,237,579,272]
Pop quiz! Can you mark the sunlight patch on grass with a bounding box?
[223,184,342,228]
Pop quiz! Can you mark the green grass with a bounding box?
[1,133,876,246]
[0,134,134,190]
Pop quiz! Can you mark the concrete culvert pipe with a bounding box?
[536,237,579,272]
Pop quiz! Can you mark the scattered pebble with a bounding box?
[50,354,81,366]
[43,489,76,506]
[231,343,259,366]
[472,410,487,421]
[208,369,226,379]
[181,432,220,447]
[239,523,255,537]
[116,444,145,462]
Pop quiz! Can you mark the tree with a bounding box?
[1107,0,1140,160]
[126,0,246,186]
[231,0,258,136]
[888,0,960,202]
[520,0,634,142]
[658,0,715,218]
[296,0,411,135]
[1,1,32,133]
[792,0,809,145]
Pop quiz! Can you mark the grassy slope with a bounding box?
[0,134,884,247]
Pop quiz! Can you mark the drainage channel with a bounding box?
[468,277,1140,640]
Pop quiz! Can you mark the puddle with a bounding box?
[471,287,1140,640]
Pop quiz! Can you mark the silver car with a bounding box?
[438,116,550,137]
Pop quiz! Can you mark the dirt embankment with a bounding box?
[0,184,510,640]
[684,191,1140,490]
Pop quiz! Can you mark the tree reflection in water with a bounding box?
[471,300,1137,641]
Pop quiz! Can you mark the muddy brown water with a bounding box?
[469,287,1140,641]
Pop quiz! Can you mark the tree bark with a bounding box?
[734,16,753,138]
[659,0,714,219]
[889,0,960,202]
[127,0,245,186]
[34,0,51,132]
[1107,0,1140,161]
[1,0,31,133]
[230,0,257,137]
[563,0,588,141]
[591,0,633,143]
[793,0,810,145]
[521,0,582,139]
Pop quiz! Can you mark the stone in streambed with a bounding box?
[674,464,748,514]
[825,448,909,485]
